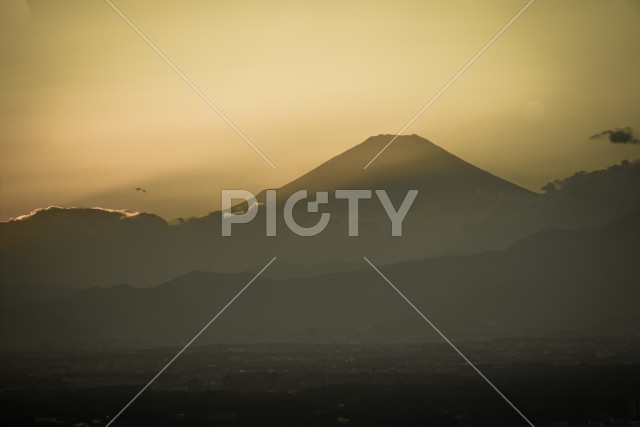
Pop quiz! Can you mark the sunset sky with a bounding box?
[1,0,639,221]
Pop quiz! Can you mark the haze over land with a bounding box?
[3,135,639,290]
[1,135,639,350]
[2,3,640,425]
[3,210,639,350]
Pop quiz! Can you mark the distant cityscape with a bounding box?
[2,339,640,426]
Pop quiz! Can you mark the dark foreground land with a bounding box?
[2,339,640,427]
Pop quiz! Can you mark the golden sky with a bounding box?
[1,0,639,220]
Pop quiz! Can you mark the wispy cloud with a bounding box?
[5,206,140,222]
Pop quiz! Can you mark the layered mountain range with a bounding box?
[1,210,638,349]
[2,135,638,290]
[1,135,639,350]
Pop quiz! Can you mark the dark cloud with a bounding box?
[590,127,640,144]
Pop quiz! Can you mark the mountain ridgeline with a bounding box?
[2,211,639,349]
[2,135,638,292]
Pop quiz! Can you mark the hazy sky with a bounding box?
[1,0,639,220]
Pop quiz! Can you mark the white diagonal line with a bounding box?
[104,0,277,170]
[364,0,535,169]
[363,257,535,427]
[105,256,277,427]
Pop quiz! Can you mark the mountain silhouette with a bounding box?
[259,134,534,209]
[2,211,638,350]
[1,137,639,290]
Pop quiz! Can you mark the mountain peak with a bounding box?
[363,133,428,143]
[273,134,532,201]
[357,134,442,156]
[366,133,430,142]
